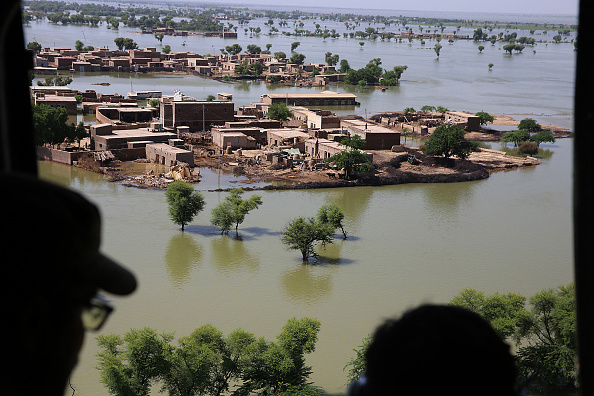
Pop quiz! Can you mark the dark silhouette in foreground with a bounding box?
[2,173,137,396]
[348,304,518,396]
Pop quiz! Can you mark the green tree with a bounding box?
[324,52,339,66]
[344,337,371,383]
[422,123,474,160]
[421,105,436,112]
[530,130,555,146]
[291,41,301,51]
[436,106,449,114]
[97,328,174,396]
[267,102,294,122]
[148,98,160,108]
[164,181,206,231]
[449,284,577,393]
[339,59,351,73]
[434,43,442,57]
[211,188,262,235]
[518,118,541,132]
[475,111,494,125]
[162,44,171,54]
[154,33,164,44]
[488,63,494,70]
[289,53,306,65]
[75,39,84,51]
[26,41,42,52]
[281,217,335,261]
[32,104,86,147]
[246,44,262,54]
[501,130,531,147]
[114,37,138,51]
[403,107,416,116]
[478,45,485,52]
[317,204,347,239]
[274,51,287,60]
[327,135,372,179]
[225,43,243,55]
[553,34,562,43]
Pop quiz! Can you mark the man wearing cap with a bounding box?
[1,172,137,396]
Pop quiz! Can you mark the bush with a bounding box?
[519,142,538,155]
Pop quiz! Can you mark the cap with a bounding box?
[1,172,137,296]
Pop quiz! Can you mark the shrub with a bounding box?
[519,142,538,155]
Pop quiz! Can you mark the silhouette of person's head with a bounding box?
[1,172,137,395]
[362,304,517,396]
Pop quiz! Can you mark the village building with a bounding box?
[266,129,311,152]
[260,91,359,106]
[304,137,345,160]
[341,119,401,149]
[145,142,194,166]
[290,107,341,129]
[160,93,235,132]
[211,130,257,149]
[95,106,158,127]
[89,123,177,151]
[33,92,77,115]
[444,111,481,131]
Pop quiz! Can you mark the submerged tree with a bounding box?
[211,188,262,235]
[281,217,335,261]
[317,204,347,239]
[164,181,205,231]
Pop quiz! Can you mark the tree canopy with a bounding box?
[114,37,138,51]
[32,104,86,147]
[97,318,322,396]
[518,118,542,132]
[211,188,262,235]
[327,135,372,179]
[344,58,407,86]
[317,204,347,239]
[281,217,335,261]
[450,284,576,393]
[422,123,475,160]
[164,180,205,231]
[475,111,494,125]
[267,102,293,122]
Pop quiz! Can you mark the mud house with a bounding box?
[304,137,345,160]
[290,107,341,129]
[266,129,311,152]
[145,142,194,166]
[211,130,257,149]
[260,91,358,106]
[444,111,481,131]
[33,92,77,115]
[160,96,235,132]
[212,126,265,146]
[90,123,177,151]
[341,119,401,149]
[95,106,158,127]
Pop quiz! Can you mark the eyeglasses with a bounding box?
[82,294,114,331]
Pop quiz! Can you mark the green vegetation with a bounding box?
[97,317,322,396]
[327,135,372,179]
[211,188,263,235]
[289,53,306,65]
[26,41,42,52]
[518,118,542,132]
[316,204,347,239]
[148,98,160,108]
[267,103,293,122]
[475,111,494,125]
[282,217,336,261]
[344,58,407,86]
[234,60,264,76]
[422,124,475,160]
[32,104,86,147]
[113,37,138,51]
[164,181,205,232]
[36,75,73,86]
[450,284,576,393]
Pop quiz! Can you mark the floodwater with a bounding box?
[28,11,576,395]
